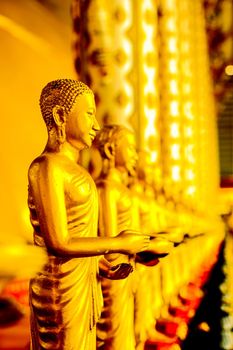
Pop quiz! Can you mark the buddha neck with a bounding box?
[45,132,80,163]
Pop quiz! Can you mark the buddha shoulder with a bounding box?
[28,153,68,183]
[129,181,144,195]
[96,169,126,188]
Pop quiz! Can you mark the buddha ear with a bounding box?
[104,142,115,160]
[52,105,66,126]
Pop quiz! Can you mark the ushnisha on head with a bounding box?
[39,79,99,150]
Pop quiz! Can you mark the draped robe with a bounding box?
[96,170,136,350]
[28,164,102,350]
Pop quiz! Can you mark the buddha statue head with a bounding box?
[94,124,138,176]
[39,79,99,150]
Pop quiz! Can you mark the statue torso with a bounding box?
[28,153,98,247]
[96,168,132,235]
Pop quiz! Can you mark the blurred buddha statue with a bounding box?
[130,150,175,349]
[27,80,149,350]
[94,124,140,350]
[94,125,172,349]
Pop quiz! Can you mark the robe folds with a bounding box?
[29,166,103,350]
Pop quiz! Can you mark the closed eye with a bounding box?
[87,110,96,117]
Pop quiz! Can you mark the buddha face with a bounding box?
[65,93,100,149]
[115,131,138,175]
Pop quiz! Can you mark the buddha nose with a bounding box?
[93,117,100,131]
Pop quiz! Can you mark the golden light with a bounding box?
[142,26,154,54]
[184,126,193,137]
[159,2,181,186]
[183,101,194,119]
[122,1,132,26]
[166,18,176,32]
[185,185,196,196]
[144,108,157,139]
[169,79,179,94]
[0,14,51,55]
[182,83,191,94]
[123,81,134,116]
[21,206,33,242]
[185,145,195,163]
[171,144,180,160]
[198,322,210,332]
[151,151,158,162]
[163,0,177,11]
[168,59,178,74]
[143,67,156,92]
[168,37,177,53]
[170,122,180,137]
[225,65,233,76]
[170,100,179,116]
[138,0,160,165]
[142,0,153,10]
[124,81,133,97]
[171,165,181,181]
[185,169,195,181]
[121,38,133,72]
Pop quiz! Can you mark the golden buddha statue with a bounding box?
[28,79,149,350]
[130,150,175,349]
[94,125,173,349]
[94,124,139,350]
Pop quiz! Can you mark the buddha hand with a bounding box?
[99,256,133,279]
[117,230,150,255]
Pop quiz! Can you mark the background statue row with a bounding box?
[92,124,187,349]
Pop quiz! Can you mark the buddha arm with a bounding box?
[29,158,125,258]
[146,238,174,255]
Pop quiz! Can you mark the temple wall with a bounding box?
[0,0,75,242]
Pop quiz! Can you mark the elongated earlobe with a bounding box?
[52,105,66,145]
[104,142,115,169]
[104,142,114,159]
[57,124,66,144]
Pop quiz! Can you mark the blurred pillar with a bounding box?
[72,0,220,213]
[133,0,161,167]
[178,0,199,205]
[71,0,161,171]
[71,0,135,130]
[192,0,220,214]
[158,0,183,199]
[158,0,220,212]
